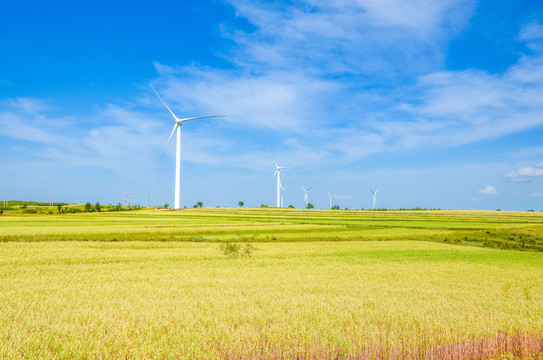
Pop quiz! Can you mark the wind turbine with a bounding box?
[302,186,311,208]
[327,189,337,209]
[268,151,295,208]
[370,188,379,210]
[152,84,225,209]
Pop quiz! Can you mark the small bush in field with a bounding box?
[219,243,255,258]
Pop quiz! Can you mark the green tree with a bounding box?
[95,202,102,212]
[306,203,314,209]
[331,205,340,210]
[84,202,92,212]
[57,204,62,213]
[288,205,294,208]
[163,204,169,209]
[196,201,203,208]
[238,201,244,207]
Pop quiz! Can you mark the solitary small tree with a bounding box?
[238,201,244,207]
[331,205,340,210]
[57,204,62,213]
[196,201,203,208]
[84,202,92,212]
[95,202,102,212]
[306,203,314,209]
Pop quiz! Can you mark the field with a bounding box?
[1,208,543,359]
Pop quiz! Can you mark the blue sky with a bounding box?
[1,0,543,210]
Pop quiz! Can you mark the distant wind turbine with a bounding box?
[268,151,296,208]
[152,84,225,209]
[302,186,311,208]
[327,189,337,209]
[370,188,379,210]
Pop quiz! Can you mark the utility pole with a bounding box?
[123,191,127,208]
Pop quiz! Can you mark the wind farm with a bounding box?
[3,1,543,359]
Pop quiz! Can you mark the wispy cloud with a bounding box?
[225,0,473,76]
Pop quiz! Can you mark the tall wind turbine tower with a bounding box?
[152,84,224,209]
[327,189,336,209]
[268,151,294,208]
[370,188,379,210]
[302,186,311,208]
[280,182,285,207]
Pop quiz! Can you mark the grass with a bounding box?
[1,207,543,251]
[0,240,542,358]
[1,208,543,358]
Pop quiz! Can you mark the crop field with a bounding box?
[1,208,543,359]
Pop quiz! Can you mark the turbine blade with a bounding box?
[178,115,226,122]
[150,84,178,122]
[301,186,306,192]
[327,189,331,197]
[271,168,278,180]
[307,186,311,191]
[158,123,178,165]
[267,150,279,168]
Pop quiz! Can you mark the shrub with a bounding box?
[219,243,255,258]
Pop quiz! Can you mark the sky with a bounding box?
[1,0,543,211]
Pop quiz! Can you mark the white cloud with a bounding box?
[225,0,474,76]
[519,22,543,42]
[532,192,543,197]
[505,162,543,182]
[479,185,498,196]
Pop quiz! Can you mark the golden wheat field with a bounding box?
[0,208,542,359]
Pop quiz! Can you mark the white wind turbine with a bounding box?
[327,189,337,209]
[370,188,379,210]
[302,186,311,208]
[152,84,225,209]
[268,151,295,208]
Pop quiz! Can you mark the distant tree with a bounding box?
[288,205,294,208]
[306,203,314,209]
[95,202,102,212]
[57,204,62,213]
[331,205,340,210]
[197,201,203,208]
[238,201,244,207]
[164,204,169,209]
[193,204,198,208]
[84,202,92,212]
[260,204,268,207]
